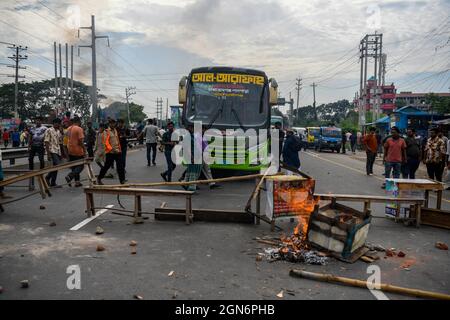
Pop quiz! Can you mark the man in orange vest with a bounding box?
[96,119,126,185]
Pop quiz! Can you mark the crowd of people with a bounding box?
[362,126,450,189]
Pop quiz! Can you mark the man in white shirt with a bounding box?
[44,118,63,187]
[140,119,160,166]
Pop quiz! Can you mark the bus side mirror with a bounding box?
[178,76,188,104]
[269,78,278,106]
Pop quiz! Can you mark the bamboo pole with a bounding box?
[290,269,450,300]
[93,173,282,188]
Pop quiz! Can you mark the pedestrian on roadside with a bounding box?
[117,119,131,170]
[20,128,28,147]
[282,129,302,174]
[94,123,107,170]
[2,128,9,148]
[182,124,202,192]
[382,126,406,188]
[65,116,86,187]
[341,131,347,154]
[85,121,96,158]
[438,131,448,176]
[197,127,220,189]
[160,122,176,182]
[363,127,378,176]
[11,128,20,148]
[424,127,446,182]
[402,127,421,179]
[140,119,160,166]
[345,130,352,152]
[274,122,285,168]
[350,130,357,154]
[375,130,382,157]
[28,116,47,171]
[96,119,126,185]
[357,131,362,151]
[44,118,63,188]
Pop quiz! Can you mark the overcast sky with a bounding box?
[0,0,449,117]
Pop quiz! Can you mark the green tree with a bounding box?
[426,93,450,114]
[0,79,91,120]
[101,101,147,123]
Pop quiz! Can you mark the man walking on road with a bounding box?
[282,129,302,174]
[383,126,406,188]
[424,127,446,182]
[117,119,131,170]
[85,121,96,158]
[96,119,126,185]
[44,118,63,188]
[160,122,176,182]
[65,117,86,187]
[28,116,47,190]
[363,127,378,176]
[141,119,160,166]
[402,127,421,179]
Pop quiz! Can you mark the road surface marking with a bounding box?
[369,289,390,300]
[303,151,449,204]
[70,205,114,231]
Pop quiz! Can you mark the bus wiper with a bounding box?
[206,98,224,129]
[231,102,245,131]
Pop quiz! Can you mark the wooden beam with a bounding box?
[154,207,254,224]
[315,193,424,204]
[84,187,194,197]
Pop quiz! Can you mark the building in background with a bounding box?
[356,76,397,116]
[395,92,450,112]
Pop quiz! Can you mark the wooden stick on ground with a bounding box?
[289,269,450,300]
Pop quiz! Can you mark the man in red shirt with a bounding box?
[383,126,406,187]
[363,127,378,176]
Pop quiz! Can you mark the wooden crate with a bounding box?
[306,201,371,263]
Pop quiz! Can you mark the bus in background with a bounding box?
[178,66,278,172]
[305,127,320,149]
[315,126,342,152]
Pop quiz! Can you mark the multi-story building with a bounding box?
[356,76,397,115]
[395,92,450,112]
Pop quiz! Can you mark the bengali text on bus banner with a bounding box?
[192,73,265,86]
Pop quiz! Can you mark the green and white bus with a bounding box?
[178,66,278,172]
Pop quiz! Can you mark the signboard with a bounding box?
[170,106,182,128]
[265,176,316,221]
[0,118,21,130]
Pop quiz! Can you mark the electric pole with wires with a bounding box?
[125,86,136,125]
[78,15,110,124]
[6,44,27,118]
[295,77,302,123]
[310,82,318,121]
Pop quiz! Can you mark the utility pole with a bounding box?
[125,86,136,125]
[78,15,110,123]
[288,92,294,128]
[310,82,318,121]
[295,77,302,123]
[166,98,169,122]
[156,98,163,127]
[7,45,27,118]
[53,42,58,112]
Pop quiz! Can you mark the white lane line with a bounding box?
[369,289,390,300]
[70,205,114,231]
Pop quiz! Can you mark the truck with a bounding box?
[315,126,342,153]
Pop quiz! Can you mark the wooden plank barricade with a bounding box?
[0,158,96,212]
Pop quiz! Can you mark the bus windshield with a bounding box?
[185,74,268,128]
[322,128,341,138]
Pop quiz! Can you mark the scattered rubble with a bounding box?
[20,280,29,288]
[39,205,46,210]
[96,245,105,252]
[397,251,406,258]
[131,247,137,255]
[49,222,56,227]
[168,271,175,277]
[435,242,448,250]
[129,241,137,247]
[95,227,104,235]
[276,290,284,298]
[133,294,143,300]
